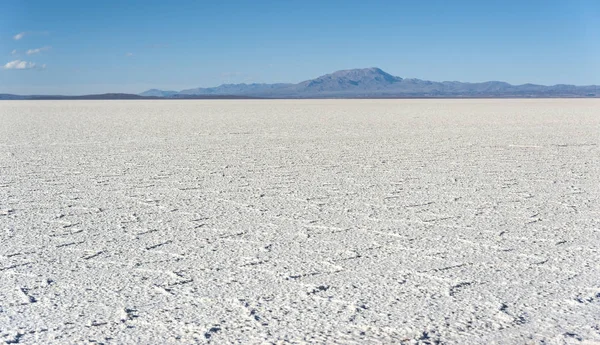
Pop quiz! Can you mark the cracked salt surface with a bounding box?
[0,99,599,344]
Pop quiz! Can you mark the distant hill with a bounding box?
[142,67,600,98]
[0,93,261,100]
[0,94,28,100]
[0,93,155,100]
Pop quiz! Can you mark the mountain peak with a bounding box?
[327,67,400,81]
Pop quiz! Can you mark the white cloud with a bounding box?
[125,52,133,57]
[11,49,17,55]
[26,46,52,55]
[13,32,26,40]
[3,60,37,70]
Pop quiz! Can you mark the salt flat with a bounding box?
[0,99,599,344]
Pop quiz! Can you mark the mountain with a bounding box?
[141,67,599,98]
[296,67,400,92]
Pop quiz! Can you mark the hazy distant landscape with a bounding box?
[2,68,599,100]
[1,99,599,344]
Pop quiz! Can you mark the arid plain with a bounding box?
[1,99,599,344]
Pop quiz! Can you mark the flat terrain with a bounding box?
[1,99,599,344]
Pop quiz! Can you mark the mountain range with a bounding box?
[141,67,599,98]
[2,68,598,100]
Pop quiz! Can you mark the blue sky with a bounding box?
[1,0,599,95]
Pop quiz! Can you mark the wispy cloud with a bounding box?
[26,46,52,55]
[13,32,26,40]
[125,52,134,57]
[11,49,18,55]
[3,60,38,70]
[13,31,49,41]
